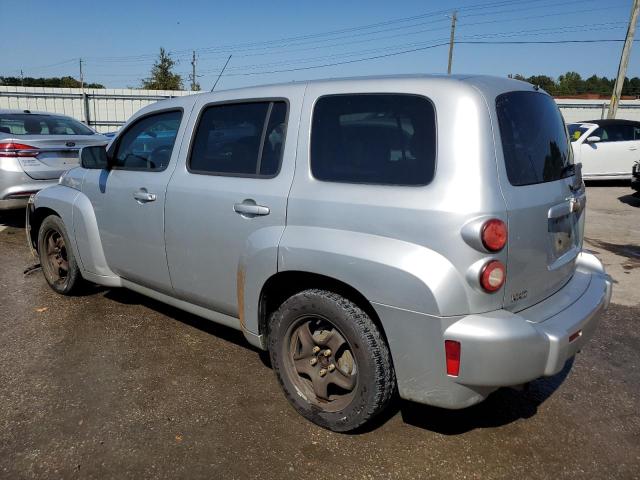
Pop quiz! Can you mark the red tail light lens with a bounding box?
[480,260,506,292]
[0,142,39,157]
[444,340,461,376]
[481,219,507,252]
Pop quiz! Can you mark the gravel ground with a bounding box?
[0,185,638,479]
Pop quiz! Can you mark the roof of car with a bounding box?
[580,119,640,127]
[0,108,73,117]
[133,74,542,117]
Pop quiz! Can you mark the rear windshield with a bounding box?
[496,91,573,186]
[0,113,94,136]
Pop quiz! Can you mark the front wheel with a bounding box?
[268,289,395,432]
[37,215,83,295]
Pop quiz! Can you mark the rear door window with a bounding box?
[496,91,573,186]
[189,101,287,177]
[311,94,436,186]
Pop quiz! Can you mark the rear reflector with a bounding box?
[569,330,582,342]
[0,142,39,157]
[445,340,461,376]
[480,260,506,292]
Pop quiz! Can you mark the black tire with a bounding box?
[37,215,83,295]
[268,289,395,432]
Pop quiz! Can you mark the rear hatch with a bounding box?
[0,112,107,180]
[495,90,585,314]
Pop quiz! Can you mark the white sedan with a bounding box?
[568,119,640,180]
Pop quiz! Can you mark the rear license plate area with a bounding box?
[548,213,579,262]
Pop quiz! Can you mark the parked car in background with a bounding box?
[568,119,640,181]
[0,109,108,210]
[26,75,611,432]
[632,161,640,192]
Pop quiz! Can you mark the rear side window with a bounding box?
[189,101,287,177]
[311,94,436,185]
[496,91,573,186]
[0,113,94,136]
[592,124,635,142]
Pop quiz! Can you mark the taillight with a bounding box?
[481,219,507,252]
[444,340,461,376]
[0,142,39,157]
[480,260,506,292]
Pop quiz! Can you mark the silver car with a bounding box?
[0,109,108,209]
[26,75,612,432]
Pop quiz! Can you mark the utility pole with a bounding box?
[20,69,24,86]
[79,58,84,90]
[190,50,198,91]
[608,0,640,119]
[447,10,457,75]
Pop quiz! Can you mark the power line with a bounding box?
[221,38,632,77]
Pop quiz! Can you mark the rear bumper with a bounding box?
[445,252,611,387]
[375,251,611,409]
[0,162,59,210]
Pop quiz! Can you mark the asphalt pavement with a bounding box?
[1,185,638,479]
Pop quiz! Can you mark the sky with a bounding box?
[1,0,638,91]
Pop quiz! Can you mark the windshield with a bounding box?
[0,113,94,136]
[567,123,591,142]
[496,91,573,186]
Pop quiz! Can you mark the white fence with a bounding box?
[2,86,640,132]
[0,86,195,133]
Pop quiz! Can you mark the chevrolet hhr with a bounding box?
[26,75,612,431]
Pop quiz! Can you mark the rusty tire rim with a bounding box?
[283,315,358,413]
[42,228,69,288]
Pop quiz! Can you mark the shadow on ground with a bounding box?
[618,192,640,208]
[103,286,571,435]
[0,209,27,228]
[398,359,572,434]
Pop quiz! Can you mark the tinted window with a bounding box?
[111,110,182,171]
[311,94,436,185]
[189,101,287,177]
[593,124,634,142]
[496,91,573,186]
[0,113,94,135]
[567,123,590,142]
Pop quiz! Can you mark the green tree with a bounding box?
[142,48,183,90]
[0,76,104,88]
[557,72,584,95]
[526,75,557,94]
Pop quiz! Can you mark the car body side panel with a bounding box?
[284,76,508,318]
[32,185,83,271]
[277,226,462,316]
[71,191,120,284]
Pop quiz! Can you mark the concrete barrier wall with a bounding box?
[2,86,640,132]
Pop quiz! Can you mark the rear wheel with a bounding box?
[37,215,83,295]
[268,289,395,432]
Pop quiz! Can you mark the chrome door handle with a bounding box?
[234,201,270,217]
[133,189,157,203]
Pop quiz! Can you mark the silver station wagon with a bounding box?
[26,75,612,432]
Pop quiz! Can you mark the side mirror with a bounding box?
[80,145,110,169]
[586,136,601,144]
